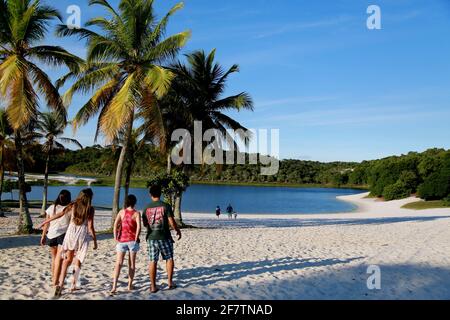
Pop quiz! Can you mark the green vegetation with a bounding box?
[147,171,190,225]
[24,147,450,207]
[402,200,450,210]
[357,148,450,201]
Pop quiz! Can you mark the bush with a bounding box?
[383,182,411,201]
[147,171,190,206]
[418,167,450,201]
[444,195,450,207]
[370,175,397,197]
[398,170,420,192]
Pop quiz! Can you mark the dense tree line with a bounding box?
[31,146,359,186]
[32,147,449,203]
[349,148,450,202]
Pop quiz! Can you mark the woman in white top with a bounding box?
[40,188,97,297]
[40,190,72,287]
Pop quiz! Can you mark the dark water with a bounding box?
[4,184,364,214]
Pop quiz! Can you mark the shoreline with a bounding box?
[182,192,450,223]
[2,192,450,237]
[18,171,370,190]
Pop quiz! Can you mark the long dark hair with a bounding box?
[53,190,72,216]
[71,189,94,226]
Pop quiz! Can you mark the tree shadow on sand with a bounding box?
[166,256,365,288]
[0,233,113,250]
[237,263,450,300]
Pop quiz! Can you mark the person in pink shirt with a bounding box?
[110,194,141,295]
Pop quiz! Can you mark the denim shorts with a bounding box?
[116,241,140,253]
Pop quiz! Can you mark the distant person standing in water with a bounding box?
[216,206,221,219]
[226,204,233,219]
[40,190,72,287]
[143,185,181,293]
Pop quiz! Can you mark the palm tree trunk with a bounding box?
[167,152,172,174]
[40,153,50,217]
[111,114,134,228]
[123,161,132,208]
[112,145,127,227]
[174,191,183,226]
[15,132,32,234]
[0,153,4,218]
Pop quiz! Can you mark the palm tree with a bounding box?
[0,108,14,217]
[0,0,83,233]
[58,0,190,227]
[155,49,253,223]
[36,112,82,217]
[112,127,147,205]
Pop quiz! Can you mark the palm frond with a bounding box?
[72,75,121,130]
[213,92,254,112]
[59,137,83,149]
[63,63,121,106]
[99,73,137,140]
[27,62,67,121]
[144,65,175,98]
[7,73,38,130]
[27,45,84,72]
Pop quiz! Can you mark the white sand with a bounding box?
[5,173,97,185]
[1,192,450,300]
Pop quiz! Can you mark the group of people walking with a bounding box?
[39,185,181,297]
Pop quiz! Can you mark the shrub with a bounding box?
[147,171,190,206]
[418,166,450,201]
[383,182,411,201]
[398,170,420,192]
[444,195,450,207]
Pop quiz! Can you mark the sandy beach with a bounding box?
[1,192,450,300]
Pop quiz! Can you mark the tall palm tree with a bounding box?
[154,49,253,223]
[0,108,14,217]
[36,112,82,217]
[0,0,83,233]
[58,0,190,227]
[112,127,147,205]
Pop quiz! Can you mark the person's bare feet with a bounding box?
[54,285,63,297]
[150,286,159,294]
[168,283,177,290]
[53,286,61,297]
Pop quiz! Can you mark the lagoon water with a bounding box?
[5,184,363,214]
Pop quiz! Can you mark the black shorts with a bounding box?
[46,233,66,247]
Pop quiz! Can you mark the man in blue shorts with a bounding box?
[142,184,182,293]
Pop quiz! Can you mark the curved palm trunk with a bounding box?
[15,132,32,234]
[40,153,50,217]
[111,114,134,228]
[111,145,127,227]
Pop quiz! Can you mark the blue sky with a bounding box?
[41,0,450,162]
